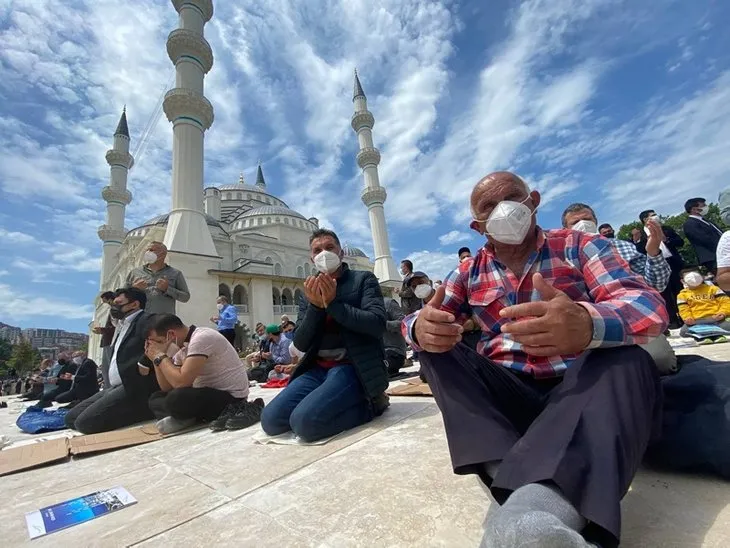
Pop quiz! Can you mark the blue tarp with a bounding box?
[16,407,69,434]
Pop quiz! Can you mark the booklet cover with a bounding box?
[25,486,136,539]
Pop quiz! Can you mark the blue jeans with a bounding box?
[261,364,373,442]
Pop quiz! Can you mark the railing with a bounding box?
[234,304,249,314]
[272,305,282,314]
[281,305,298,314]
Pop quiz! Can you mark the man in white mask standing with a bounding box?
[683,197,723,275]
[125,241,190,314]
[261,228,390,442]
[402,171,668,548]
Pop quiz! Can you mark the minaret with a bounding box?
[98,108,134,290]
[351,70,400,284]
[255,163,266,189]
[162,0,217,257]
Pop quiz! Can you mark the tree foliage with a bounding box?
[0,338,12,364]
[616,203,728,266]
[8,339,41,374]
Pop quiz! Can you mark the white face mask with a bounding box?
[478,197,534,245]
[216,303,224,311]
[72,357,83,365]
[143,251,158,264]
[699,205,709,216]
[314,250,341,274]
[683,272,704,288]
[572,220,598,234]
[414,284,433,300]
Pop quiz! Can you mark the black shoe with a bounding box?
[209,402,242,432]
[225,398,264,430]
[372,392,390,416]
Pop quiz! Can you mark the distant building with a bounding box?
[0,325,22,344]
[21,328,88,351]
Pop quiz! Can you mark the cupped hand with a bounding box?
[413,285,463,353]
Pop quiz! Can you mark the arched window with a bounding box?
[272,287,281,306]
[233,285,248,305]
[274,263,283,276]
[297,265,304,278]
[284,218,289,225]
[266,217,272,224]
[236,192,242,200]
[257,218,262,226]
[304,263,311,276]
[282,288,293,306]
[266,197,271,204]
[275,217,280,223]
[265,256,273,264]
[218,283,231,301]
[294,288,304,305]
[247,193,252,200]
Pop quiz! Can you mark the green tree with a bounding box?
[616,203,728,267]
[8,339,39,374]
[0,338,12,364]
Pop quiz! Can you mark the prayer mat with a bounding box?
[252,429,341,446]
[387,378,433,397]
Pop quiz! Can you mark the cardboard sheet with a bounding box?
[69,425,162,455]
[0,438,70,476]
[387,379,433,397]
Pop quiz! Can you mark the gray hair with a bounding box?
[561,203,596,228]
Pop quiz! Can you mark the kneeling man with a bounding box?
[405,172,668,548]
[145,314,262,433]
[261,229,390,442]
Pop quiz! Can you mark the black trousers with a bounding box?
[37,384,71,405]
[662,268,684,327]
[65,385,154,434]
[384,350,406,376]
[56,386,98,404]
[148,387,238,421]
[419,344,662,548]
[219,329,236,347]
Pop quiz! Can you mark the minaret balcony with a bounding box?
[351,110,374,132]
[172,0,213,21]
[163,88,215,130]
[361,186,387,207]
[105,149,134,169]
[97,224,126,243]
[101,186,132,205]
[356,147,381,169]
[166,29,214,73]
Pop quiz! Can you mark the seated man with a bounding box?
[405,172,668,548]
[55,351,99,408]
[30,353,77,409]
[145,314,262,434]
[677,267,730,342]
[245,322,271,370]
[264,323,293,380]
[562,203,678,374]
[20,359,51,401]
[261,228,390,442]
[383,295,407,377]
[65,288,158,434]
[282,320,296,338]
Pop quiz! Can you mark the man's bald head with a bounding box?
[469,171,540,237]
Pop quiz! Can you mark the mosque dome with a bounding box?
[139,212,225,230]
[234,205,307,221]
[342,244,369,258]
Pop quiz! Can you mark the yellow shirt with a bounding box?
[677,284,730,320]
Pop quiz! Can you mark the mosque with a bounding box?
[88,0,400,361]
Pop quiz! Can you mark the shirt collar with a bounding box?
[123,309,144,325]
[184,325,196,343]
[144,264,168,273]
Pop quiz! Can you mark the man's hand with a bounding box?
[645,220,665,257]
[261,351,272,359]
[282,365,295,375]
[210,316,219,323]
[413,285,463,353]
[500,273,593,357]
[145,339,168,361]
[713,314,726,322]
[92,326,104,334]
[48,377,57,384]
[156,277,169,292]
[684,317,696,326]
[132,278,148,289]
[318,275,337,307]
[303,276,321,305]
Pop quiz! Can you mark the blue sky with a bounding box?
[1,0,729,333]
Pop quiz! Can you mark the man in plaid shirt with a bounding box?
[561,203,678,375]
[403,172,668,548]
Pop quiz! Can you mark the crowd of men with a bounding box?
[7,174,730,548]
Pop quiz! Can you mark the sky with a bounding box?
[1,0,729,333]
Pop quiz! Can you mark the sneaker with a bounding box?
[372,392,390,416]
[209,402,242,432]
[713,336,728,344]
[155,416,196,435]
[225,398,264,430]
[698,338,714,345]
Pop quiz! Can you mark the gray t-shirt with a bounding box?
[172,327,249,399]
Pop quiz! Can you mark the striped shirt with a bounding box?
[609,238,671,292]
[403,228,668,378]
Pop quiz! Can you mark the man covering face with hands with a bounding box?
[402,171,668,548]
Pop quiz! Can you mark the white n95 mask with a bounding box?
[414,284,433,300]
[143,251,158,264]
[314,250,341,274]
[481,199,534,245]
[572,220,598,234]
[683,272,704,288]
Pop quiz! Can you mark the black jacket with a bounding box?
[383,298,406,356]
[292,264,388,400]
[72,358,99,398]
[683,217,723,265]
[115,312,159,400]
[638,226,685,272]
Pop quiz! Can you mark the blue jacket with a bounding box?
[217,304,238,330]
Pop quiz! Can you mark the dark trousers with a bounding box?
[662,268,684,327]
[64,385,154,434]
[37,384,71,405]
[219,329,236,347]
[148,387,238,421]
[56,386,98,404]
[100,346,113,389]
[419,344,662,548]
[702,260,718,276]
[385,350,405,376]
[261,364,373,442]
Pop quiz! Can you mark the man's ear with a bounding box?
[529,190,541,209]
[470,220,485,235]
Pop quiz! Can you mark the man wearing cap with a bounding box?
[266,323,293,368]
[458,247,472,263]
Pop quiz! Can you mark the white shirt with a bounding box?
[717,231,730,269]
[108,310,144,387]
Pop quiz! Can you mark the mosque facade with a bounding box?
[88,0,398,361]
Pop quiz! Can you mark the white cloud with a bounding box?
[438,230,472,246]
[0,270,8,277]
[406,250,459,282]
[0,282,94,320]
[0,228,36,244]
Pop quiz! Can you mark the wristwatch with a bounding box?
[153,354,168,367]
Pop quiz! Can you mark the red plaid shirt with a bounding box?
[403,228,668,378]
